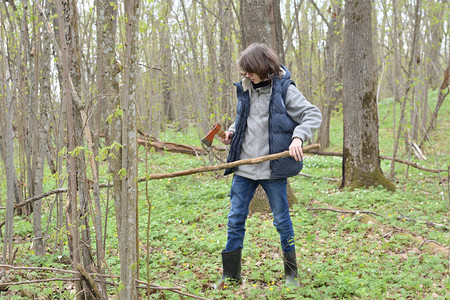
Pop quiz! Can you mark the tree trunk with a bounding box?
[389,0,402,178]
[219,0,234,128]
[33,7,52,256]
[1,40,17,264]
[161,0,174,122]
[112,0,140,298]
[94,0,118,297]
[420,56,450,148]
[55,0,84,297]
[18,0,35,218]
[239,0,273,49]
[239,0,298,210]
[389,0,421,178]
[317,3,343,150]
[268,0,285,63]
[341,0,394,191]
[249,183,298,213]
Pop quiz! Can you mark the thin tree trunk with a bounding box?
[389,0,401,178]
[389,0,421,178]
[55,0,84,297]
[219,0,234,128]
[33,7,50,257]
[161,0,174,122]
[94,0,117,298]
[419,57,450,148]
[113,0,140,298]
[1,34,17,264]
[317,2,343,150]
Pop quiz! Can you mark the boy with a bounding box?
[217,43,322,287]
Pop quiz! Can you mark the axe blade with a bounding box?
[201,137,213,147]
[201,123,222,147]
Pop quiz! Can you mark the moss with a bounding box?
[358,214,380,225]
[346,167,395,192]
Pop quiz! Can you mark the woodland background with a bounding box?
[0,0,448,299]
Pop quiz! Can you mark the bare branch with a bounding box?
[144,144,320,180]
[308,151,447,174]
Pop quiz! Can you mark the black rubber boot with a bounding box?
[283,250,300,287]
[213,249,242,289]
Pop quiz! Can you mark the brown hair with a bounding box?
[238,43,281,79]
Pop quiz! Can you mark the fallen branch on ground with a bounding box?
[137,130,224,156]
[307,206,384,217]
[395,208,448,231]
[308,151,447,174]
[0,264,209,299]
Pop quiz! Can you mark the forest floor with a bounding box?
[0,91,449,299]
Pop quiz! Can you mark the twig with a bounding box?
[307,206,384,217]
[11,188,67,209]
[0,264,209,299]
[418,239,443,250]
[0,277,81,287]
[395,209,448,231]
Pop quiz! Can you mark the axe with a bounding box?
[202,123,226,147]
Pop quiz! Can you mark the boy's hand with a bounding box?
[289,138,303,161]
[220,131,234,145]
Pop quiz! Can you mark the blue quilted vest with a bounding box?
[224,65,303,178]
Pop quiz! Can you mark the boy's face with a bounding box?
[245,72,263,84]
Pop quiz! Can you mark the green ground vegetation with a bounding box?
[0,91,448,299]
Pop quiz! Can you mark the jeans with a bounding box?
[225,175,295,253]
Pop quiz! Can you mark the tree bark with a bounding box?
[317,2,343,150]
[114,0,140,298]
[240,0,272,49]
[55,0,84,297]
[33,5,52,256]
[341,0,394,191]
[419,57,450,148]
[239,0,300,210]
[219,0,234,128]
[1,35,17,264]
[94,0,118,297]
[160,0,175,122]
[389,0,421,178]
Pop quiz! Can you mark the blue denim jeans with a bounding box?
[224,175,295,253]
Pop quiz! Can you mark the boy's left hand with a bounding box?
[289,138,303,161]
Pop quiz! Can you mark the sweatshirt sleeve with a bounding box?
[285,85,322,142]
[228,122,236,133]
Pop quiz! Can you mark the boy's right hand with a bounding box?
[220,131,234,145]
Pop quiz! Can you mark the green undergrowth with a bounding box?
[1,89,449,299]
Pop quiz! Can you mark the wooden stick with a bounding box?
[144,144,321,180]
